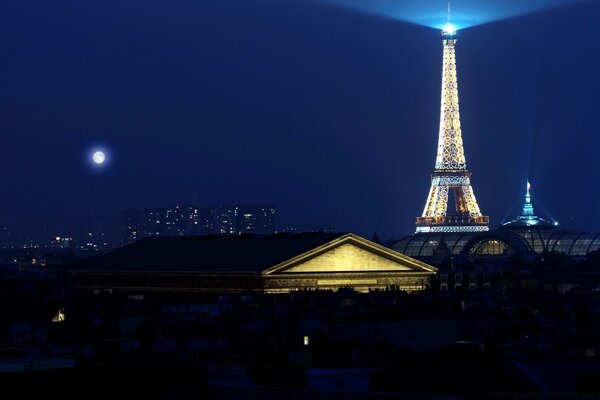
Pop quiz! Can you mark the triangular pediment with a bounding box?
[262,234,436,276]
[281,243,411,273]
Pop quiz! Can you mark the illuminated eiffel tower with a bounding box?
[415,25,489,233]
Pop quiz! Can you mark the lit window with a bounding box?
[303,336,310,346]
[52,309,65,323]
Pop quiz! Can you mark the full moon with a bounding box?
[92,151,106,164]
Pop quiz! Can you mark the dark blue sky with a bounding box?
[1,0,600,242]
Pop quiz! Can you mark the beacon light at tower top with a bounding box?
[442,23,457,36]
[319,0,585,32]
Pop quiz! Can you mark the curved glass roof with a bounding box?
[499,226,600,256]
[395,183,600,258]
[392,233,474,258]
[393,226,600,258]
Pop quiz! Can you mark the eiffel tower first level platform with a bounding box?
[416,171,489,233]
[415,26,489,234]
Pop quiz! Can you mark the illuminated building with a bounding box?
[198,207,216,235]
[145,207,185,237]
[182,205,201,235]
[121,209,144,246]
[214,204,276,234]
[416,26,489,234]
[396,182,600,259]
[164,207,185,236]
[120,205,276,245]
[145,208,165,236]
[50,235,74,249]
[79,223,110,253]
[214,206,236,234]
[70,233,436,294]
[239,205,276,233]
[501,181,552,228]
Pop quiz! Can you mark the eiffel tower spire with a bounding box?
[416,27,489,233]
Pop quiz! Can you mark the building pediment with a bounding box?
[71,232,436,294]
[262,234,437,276]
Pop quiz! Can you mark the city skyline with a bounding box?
[1,1,600,242]
[0,202,281,249]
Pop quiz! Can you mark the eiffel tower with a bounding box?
[416,25,489,233]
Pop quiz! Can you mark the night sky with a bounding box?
[1,0,600,243]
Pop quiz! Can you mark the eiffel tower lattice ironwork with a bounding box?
[416,26,489,233]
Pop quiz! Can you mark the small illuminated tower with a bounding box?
[416,24,489,233]
[502,181,553,227]
[522,181,535,218]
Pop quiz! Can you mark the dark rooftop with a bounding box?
[81,232,348,273]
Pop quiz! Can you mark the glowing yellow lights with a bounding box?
[435,40,466,170]
[417,33,488,233]
[303,336,310,346]
[52,309,66,323]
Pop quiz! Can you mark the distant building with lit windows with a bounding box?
[215,204,276,234]
[145,208,166,237]
[198,207,216,235]
[237,204,277,234]
[120,204,277,246]
[181,206,200,236]
[145,207,185,237]
[79,223,110,253]
[121,209,144,246]
[214,206,237,234]
[164,207,185,236]
[50,235,74,250]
